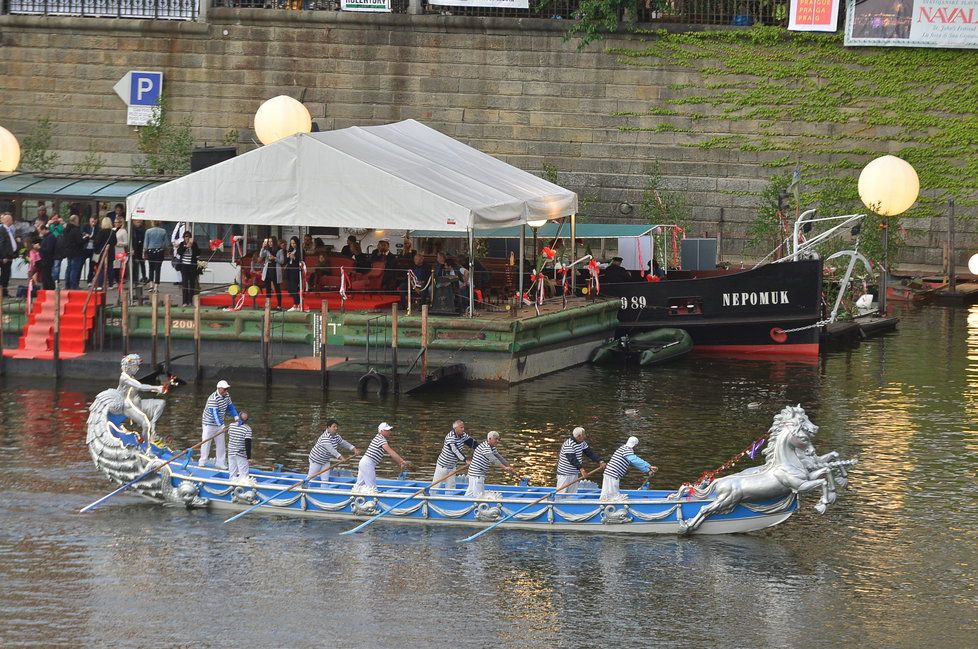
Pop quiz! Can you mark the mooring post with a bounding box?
[121,290,130,355]
[263,299,271,388]
[420,304,429,383]
[150,290,159,367]
[53,289,61,379]
[948,199,957,293]
[321,301,328,392]
[164,293,172,374]
[0,296,5,376]
[193,294,201,383]
[390,302,399,394]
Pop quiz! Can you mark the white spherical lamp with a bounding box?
[527,219,549,228]
[253,96,312,145]
[858,155,919,216]
[968,253,978,276]
[0,125,21,173]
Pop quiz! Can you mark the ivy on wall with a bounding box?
[605,26,978,261]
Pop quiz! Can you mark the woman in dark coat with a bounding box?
[284,235,302,310]
[175,231,200,306]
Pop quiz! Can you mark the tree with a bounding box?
[20,117,60,173]
[132,97,193,176]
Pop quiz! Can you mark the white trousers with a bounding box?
[464,475,486,498]
[229,455,250,483]
[600,475,621,500]
[432,464,459,491]
[556,473,579,498]
[353,457,378,492]
[199,424,226,469]
[307,460,333,484]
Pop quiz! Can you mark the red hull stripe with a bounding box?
[694,343,819,357]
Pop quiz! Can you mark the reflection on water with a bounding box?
[1,305,976,647]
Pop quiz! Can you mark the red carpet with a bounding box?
[3,290,101,359]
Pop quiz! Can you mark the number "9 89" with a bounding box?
[620,296,647,310]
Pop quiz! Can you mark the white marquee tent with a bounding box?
[127,119,578,231]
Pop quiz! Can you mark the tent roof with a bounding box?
[411,223,657,239]
[127,119,577,232]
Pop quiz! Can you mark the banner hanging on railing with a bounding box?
[788,0,840,32]
[341,0,391,11]
[845,0,978,49]
[429,0,529,8]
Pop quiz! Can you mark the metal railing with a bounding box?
[4,0,199,20]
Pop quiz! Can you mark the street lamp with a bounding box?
[858,155,919,316]
[254,96,312,145]
[528,218,547,265]
[0,126,20,173]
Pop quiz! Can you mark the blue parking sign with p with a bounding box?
[129,72,162,106]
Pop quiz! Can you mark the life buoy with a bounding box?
[357,372,388,396]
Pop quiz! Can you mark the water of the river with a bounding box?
[1,304,976,648]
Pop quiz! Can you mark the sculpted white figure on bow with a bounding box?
[116,353,167,444]
[674,405,856,533]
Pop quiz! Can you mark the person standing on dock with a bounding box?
[555,427,605,496]
[465,431,518,498]
[308,418,359,484]
[176,231,199,306]
[0,212,17,298]
[601,436,657,501]
[432,420,477,491]
[199,379,240,470]
[353,422,408,494]
[227,412,254,485]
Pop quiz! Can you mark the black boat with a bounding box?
[601,259,823,357]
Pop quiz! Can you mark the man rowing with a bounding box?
[555,426,605,497]
[601,436,657,501]
[432,419,477,491]
[464,431,518,498]
[353,422,409,494]
[199,379,240,470]
[308,418,359,484]
[227,412,254,485]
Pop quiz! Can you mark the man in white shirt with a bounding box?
[0,212,18,297]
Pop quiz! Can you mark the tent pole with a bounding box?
[518,226,525,312]
[467,227,475,318]
[127,211,134,307]
[570,213,577,294]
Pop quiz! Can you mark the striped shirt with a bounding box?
[468,442,508,478]
[362,433,390,465]
[309,430,354,464]
[202,390,238,426]
[556,437,601,477]
[227,422,252,458]
[436,430,477,469]
[605,444,651,480]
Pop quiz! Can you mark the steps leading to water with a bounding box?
[3,290,102,360]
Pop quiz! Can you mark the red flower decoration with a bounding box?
[646,274,661,282]
[115,252,127,261]
[209,238,224,251]
[530,273,537,282]
[588,259,599,272]
[541,246,557,260]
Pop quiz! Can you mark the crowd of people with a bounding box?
[193,386,658,501]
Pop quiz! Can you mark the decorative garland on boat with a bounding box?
[741,492,796,514]
[305,495,358,512]
[681,436,767,492]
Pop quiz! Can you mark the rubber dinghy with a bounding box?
[591,328,693,367]
[87,396,856,535]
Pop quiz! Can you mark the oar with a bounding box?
[458,465,604,543]
[223,454,358,524]
[339,464,469,536]
[80,426,228,513]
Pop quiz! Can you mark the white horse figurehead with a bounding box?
[763,404,818,467]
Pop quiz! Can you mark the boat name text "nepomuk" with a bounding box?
[721,290,790,307]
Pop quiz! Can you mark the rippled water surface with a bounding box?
[1,304,976,647]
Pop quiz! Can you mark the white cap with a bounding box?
[626,436,639,448]
[378,422,393,432]
[572,426,586,438]
[216,380,230,389]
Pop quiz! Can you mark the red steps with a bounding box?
[3,290,101,359]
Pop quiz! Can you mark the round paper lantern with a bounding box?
[527,219,549,228]
[0,126,21,173]
[968,253,978,276]
[253,96,312,145]
[858,155,919,216]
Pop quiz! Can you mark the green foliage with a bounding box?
[20,117,59,173]
[539,0,633,50]
[132,97,193,176]
[640,161,690,232]
[73,146,106,175]
[222,129,239,147]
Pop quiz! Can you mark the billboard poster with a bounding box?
[845,0,978,49]
[341,0,391,11]
[789,0,841,31]
[429,0,529,8]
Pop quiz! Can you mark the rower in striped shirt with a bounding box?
[432,419,477,491]
[601,436,657,501]
[227,412,254,485]
[307,418,358,484]
[199,379,239,470]
[555,426,605,496]
[464,431,518,498]
[352,422,409,494]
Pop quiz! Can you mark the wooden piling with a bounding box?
[263,299,271,388]
[320,301,328,391]
[164,293,172,374]
[0,296,4,376]
[150,291,159,367]
[53,289,61,378]
[390,302,399,394]
[420,304,429,383]
[193,294,201,383]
